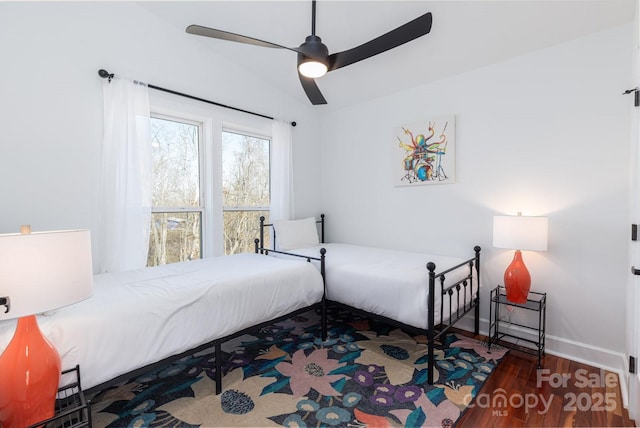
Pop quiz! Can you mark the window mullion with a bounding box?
[151,207,204,213]
[222,206,269,212]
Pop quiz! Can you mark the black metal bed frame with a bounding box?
[87,252,327,397]
[259,214,481,385]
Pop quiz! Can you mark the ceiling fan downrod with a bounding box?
[311,0,316,36]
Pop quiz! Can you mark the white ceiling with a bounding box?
[138,0,636,109]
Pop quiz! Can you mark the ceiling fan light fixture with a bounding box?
[298,59,328,78]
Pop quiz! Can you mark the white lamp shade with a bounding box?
[493,215,548,251]
[0,229,93,320]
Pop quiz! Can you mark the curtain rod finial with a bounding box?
[98,69,114,82]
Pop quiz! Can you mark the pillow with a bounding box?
[272,217,319,251]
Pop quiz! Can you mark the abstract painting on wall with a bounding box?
[393,115,456,186]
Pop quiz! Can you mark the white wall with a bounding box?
[318,24,633,372]
[0,2,322,248]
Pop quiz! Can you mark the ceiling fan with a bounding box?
[186,1,433,105]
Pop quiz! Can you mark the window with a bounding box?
[147,116,203,266]
[222,131,270,255]
[148,91,273,263]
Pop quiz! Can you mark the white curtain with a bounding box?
[98,77,152,273]
[270,119,295,221]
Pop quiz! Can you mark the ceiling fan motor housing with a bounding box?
[299,35,329,60]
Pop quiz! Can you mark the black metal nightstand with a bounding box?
[488,285,547,367]
[28,365,92,428]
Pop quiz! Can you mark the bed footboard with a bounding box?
[426,245,481,384]
[254,238,328,342]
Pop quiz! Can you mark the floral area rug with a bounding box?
[90,307,507,427]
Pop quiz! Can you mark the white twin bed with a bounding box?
[273,243,475,330]
[264,214,481,385]
[0,252,325,392]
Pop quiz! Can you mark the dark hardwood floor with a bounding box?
[458,347,636,427]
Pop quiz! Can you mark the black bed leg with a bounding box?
[321,300,327,341]
[427,262,436,385]
[320,248,328,341]
[215,342,222,395]
[428,340,435,384]
[474,300,480,336]
[474,245,481,336]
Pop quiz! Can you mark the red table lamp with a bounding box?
[0,227,93,428]
[493,213,548,304]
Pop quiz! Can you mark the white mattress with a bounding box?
[0,253,324,390]
[279,243,476,330]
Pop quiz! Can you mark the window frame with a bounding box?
[221,129,271,255]
[148,113,205,265]
[221,127,271,214]
[149,90,273,259]
[150,112,206,214]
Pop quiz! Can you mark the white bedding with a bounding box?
[279,243,476,330]
[0,253,324,390]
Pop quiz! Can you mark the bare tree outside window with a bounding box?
[146,118,270,264]
[222,131,270,254]
[147,117,202,266]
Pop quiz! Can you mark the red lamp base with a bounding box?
[504,250,531,304]
[0,315,61,428]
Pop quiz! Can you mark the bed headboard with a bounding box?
[257,214,325,252]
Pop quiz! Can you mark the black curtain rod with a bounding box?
[98,69,296,126]
[623,87,639,107]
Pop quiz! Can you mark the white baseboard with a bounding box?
[454,315,629,408]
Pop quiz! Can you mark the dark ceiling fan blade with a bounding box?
[186,25,307,55]
[327,12,433,71]
[298,73,327,105]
